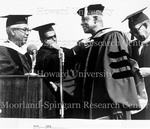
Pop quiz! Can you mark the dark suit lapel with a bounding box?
[7,47,31,74]
[19,53,31,73]
[7,48,24,73]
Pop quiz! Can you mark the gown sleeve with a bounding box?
[103,31,141,110]
[0,46,22,75]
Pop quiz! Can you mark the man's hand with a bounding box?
[72,38,94,55]
[139,67,150,77]
[111,108,123,119]
[50,81,58,92]
[77,38,94,48]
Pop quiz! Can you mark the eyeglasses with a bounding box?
[13,27,31,33]
[46,35,57,40]
[133,24,143,34]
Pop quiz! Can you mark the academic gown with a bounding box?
[0,41,31,75]
[35,46,76,89]
[74,29,140,119]
[35,46,77,117]
[130,40,150,119]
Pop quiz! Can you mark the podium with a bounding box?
[0,75,56,118]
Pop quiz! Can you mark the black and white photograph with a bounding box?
[0,0,150,128]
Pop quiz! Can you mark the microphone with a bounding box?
[51,43,65,117]
[59,48,65,63]
[51,43,64,62]
[51,43,64,60]
[27,44,38,55]
[26,44,38,75]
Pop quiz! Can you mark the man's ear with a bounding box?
[44,39,47,43]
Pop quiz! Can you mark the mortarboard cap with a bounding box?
[0,15,32,27]
[122,7,149,27]
[77,4,105,17]
[122,7,149,40]
[32,23,55,33]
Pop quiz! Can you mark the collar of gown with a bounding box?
[92,27,111,38]
[1,40,26,54]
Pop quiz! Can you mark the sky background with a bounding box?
[0,0,150,50]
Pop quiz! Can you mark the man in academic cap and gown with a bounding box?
[73,4,141,119]
[33,23,79,118]
[123,7,150,119]
[0,15,32,75]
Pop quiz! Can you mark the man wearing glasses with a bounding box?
[0,15,32,75]
[33,23,78,118]
[123,8,150,119]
